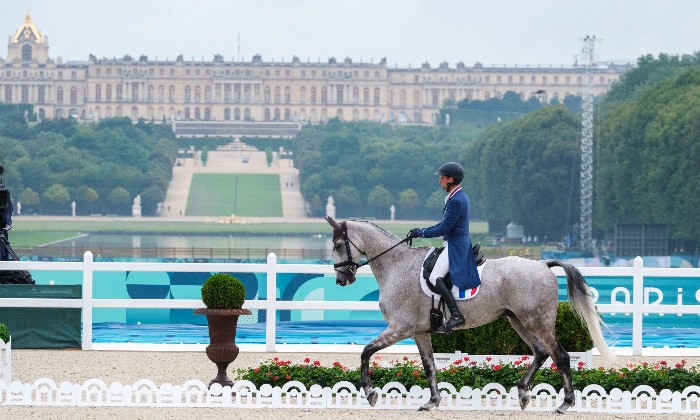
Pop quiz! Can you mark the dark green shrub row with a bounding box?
[0,322,8,343]
[431,302,594,354]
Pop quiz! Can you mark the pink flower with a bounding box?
[492,364,503,371]
[314,360,321,366]
[463,357,470,362]
[486,357,493,362]
[659,360,667,366]
[403,356,409,361]
[453,359,462,365]
[304,357,311,363]
[254,368,260,373]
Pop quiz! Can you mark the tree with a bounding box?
[107,187,132,215]
[265,147,273,166]
[42,184,71,214]
[367,185,393,218]
[398,188,420,217]
[200,146,209,166]
[465,106,581,240]
[78,186,99,214]
[426,189,446,210]
[18,188,40,213]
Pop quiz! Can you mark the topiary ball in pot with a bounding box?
[0,322,9,344]
[201,273,245,309]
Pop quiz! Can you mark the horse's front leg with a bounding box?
[414,332,440,411]
[360,326,406,407]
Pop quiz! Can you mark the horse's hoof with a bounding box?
[519,395,531,410]
[554,404,570,414]
[418,402,438,411]
[366,390,378,407]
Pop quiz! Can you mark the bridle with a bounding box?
[332,221,410,279]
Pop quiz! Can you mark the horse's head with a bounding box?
[325,216,363,286]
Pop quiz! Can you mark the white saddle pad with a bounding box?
[419,247,484,301]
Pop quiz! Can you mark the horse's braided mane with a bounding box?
[350,219,399,241]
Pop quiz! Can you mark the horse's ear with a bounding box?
[325,215,342,231]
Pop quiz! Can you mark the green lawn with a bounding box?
[186,174,282,217]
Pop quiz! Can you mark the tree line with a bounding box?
[0,117,177,216]
[295,53,700,249]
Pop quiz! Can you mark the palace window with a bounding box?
[22,44,32,62]
[336,85,344,104]
[374,88,381,105]
[95,85,102,102]
[70,87,78,105]
[56,87,63,104]
[106,85,112,101]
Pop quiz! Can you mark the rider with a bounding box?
[407,162,481,331]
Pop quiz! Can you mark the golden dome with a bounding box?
[11,13,43,44]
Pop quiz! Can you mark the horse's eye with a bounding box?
[333,243,341,252]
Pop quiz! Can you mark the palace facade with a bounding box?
[2,14,628,125]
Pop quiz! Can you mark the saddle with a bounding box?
[422,242,485,294]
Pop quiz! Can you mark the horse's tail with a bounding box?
[546,260,615,361]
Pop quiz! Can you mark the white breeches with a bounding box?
[428,241,449,285]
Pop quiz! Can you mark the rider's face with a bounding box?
[439,175,453,191]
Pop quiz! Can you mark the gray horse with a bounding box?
[325,216,613,413]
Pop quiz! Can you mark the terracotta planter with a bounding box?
[194,308,251,387]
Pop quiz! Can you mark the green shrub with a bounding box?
[201,273,246,309]
[0,322,9,343]
[432,302,593,353]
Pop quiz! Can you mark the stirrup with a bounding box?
[437,315,465,334]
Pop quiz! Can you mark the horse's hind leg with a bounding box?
[509,316,575,413]
[507,316,551,410]
[414,332,440,411]
[360,327,407,407]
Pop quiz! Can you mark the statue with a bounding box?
[71,201,76,217]
[132,194,142,217]
[390,204,395,221]
[16,201,21,215]
[325,196,336,218]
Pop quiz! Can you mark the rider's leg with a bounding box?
[428,243,464,331]
[434,277,464,330]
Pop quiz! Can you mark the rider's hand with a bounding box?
[407,228,422,239]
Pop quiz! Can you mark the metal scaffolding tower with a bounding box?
[579,36,597,252]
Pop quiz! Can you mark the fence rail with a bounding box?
[1,254,699,355]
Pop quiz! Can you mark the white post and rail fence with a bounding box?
[0,253,699,355]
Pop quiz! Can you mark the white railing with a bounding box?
[1,254,699,355]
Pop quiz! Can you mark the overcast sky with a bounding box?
[2,0,699,67]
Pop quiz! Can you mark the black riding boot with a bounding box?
[434,277,465,331]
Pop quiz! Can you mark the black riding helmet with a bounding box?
[435,162,464,184]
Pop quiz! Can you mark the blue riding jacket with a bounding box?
[417,186,481,290]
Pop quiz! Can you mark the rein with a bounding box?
[333,221,410,275]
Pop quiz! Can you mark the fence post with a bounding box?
[82,251,94,350]
[632,256,644,355]
[266,253,277,352]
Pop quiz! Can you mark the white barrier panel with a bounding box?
[0,378,699,413]
[1,254,700,354]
